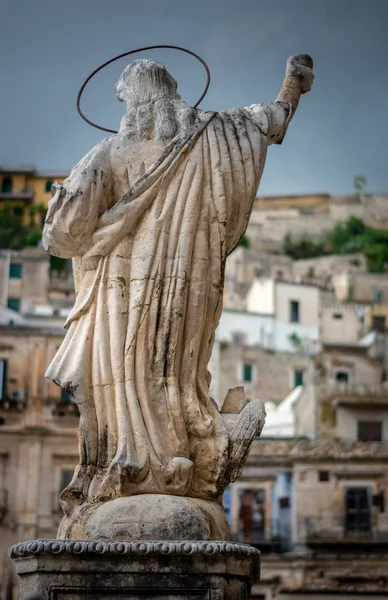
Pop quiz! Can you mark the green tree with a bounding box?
[0,201,69,272]
[283,233,326,260]
[353,174,367,198]
[238,235,250,248]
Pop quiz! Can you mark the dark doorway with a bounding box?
[345,487,371,534]
[239,489,265,542]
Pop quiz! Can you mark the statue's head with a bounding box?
[115,58,195,142]
[115,59,181,107]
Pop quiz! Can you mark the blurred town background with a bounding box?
[1,167,388,598]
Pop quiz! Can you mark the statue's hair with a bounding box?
[116,59,196,142]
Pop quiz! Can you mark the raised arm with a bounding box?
[244,54,314,146]
[276,54,314,122]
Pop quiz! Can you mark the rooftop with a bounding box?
[0,165,68,178]
[248,438,388,460]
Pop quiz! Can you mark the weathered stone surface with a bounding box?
[10,540,260,600]
[57,494,231,541]
[36,54,313,538]
[220,386,247,414]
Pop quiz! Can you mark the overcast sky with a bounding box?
[0,0,387,196]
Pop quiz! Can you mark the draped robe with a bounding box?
[43,102,290,509]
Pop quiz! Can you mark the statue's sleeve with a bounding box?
[42,140,112,258]
[244,101,292,145]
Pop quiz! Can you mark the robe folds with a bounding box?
[43,103,289,508]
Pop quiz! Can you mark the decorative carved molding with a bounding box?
[9,539,260,560]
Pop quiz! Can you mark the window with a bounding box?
[279,497,290,509]
[318,470,330,482]
[45,180,53,193]
[1,177,12,193]
[307,266,315,278]
[242,363,253,382]
[276,270,284,280]
[61,388,73,403]
[358,421,382,442]
[335,371,349,383]
[289,300,300,323]
[7,298,20,312]
[372,315,386,333]
[254,267,263,278]
[223,486,232,528]
[332,313,343,320]
[345,487,371,534]
[9,263,22,279]
[0,359,7,400]
[13,204,23,217]
[238,489,265,542]
[232,331,246,345]
[293,370,304,387]
[372,491,385,513]
[372,289,383,304]
[60,469,74,492]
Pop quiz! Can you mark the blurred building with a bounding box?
[294,337,388,440]
[0,321,78,597]
[0,248,74,321]
[215,341,310,405]
[0,248,50,314]
[332,271,388,305]
[0,165,67,221]
[245,193,388,253]
[233,437,388,599]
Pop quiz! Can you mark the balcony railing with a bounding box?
[234,519,292,552]
[0,396,27,412]
[0,191,33,202]
[50,398,79,417]
[305,514,388,544]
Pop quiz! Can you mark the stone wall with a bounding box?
[218,343,310,405]
[321,302,365,343]
[0,248,50,313]
[319,346,383,387]
[0,324,77,593]
[245,194,388,253]
[292,253,367,281]
[332,271,388,303]
[0,413,78,594]
[225,246,293,284]
[337,404,388,441]
[0,324,66,407]
[331,194,388,228]
[246,211,334,252]
[275,281,320,327]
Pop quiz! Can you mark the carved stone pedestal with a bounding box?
[9,540,260,600]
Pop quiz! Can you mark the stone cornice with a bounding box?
[9,539,260,561]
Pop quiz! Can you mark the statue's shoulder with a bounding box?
[81,135,117,165]
[194,108,218,127]
[89,135,116,158]
[68,136,117,180]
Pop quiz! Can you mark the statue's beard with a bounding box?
[121,98,197,143]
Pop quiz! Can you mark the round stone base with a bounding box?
[58,494,231,541]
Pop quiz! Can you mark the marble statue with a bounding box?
[42,54,313,540]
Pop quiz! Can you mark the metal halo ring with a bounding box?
[76,45,211,134]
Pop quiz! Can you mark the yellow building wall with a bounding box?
[27,176,66,208]
[0,173,28,193]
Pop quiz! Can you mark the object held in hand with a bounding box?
[276,53,314,109]
[286,53,314,93]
